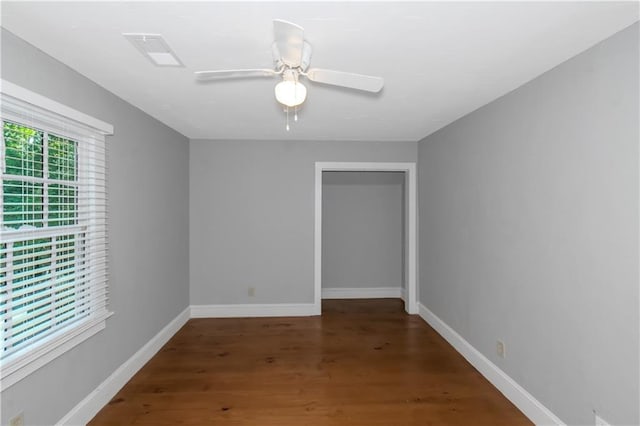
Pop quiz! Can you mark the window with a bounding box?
[0,81,112,389]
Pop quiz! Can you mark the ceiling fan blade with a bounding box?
[195,69,276,81]
[306,69,384,93]
[273,19,304,68]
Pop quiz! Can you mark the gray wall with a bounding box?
[189,140,416,305]
[322,171,404,289]
[418,23,639,425]
[1,29,190,425]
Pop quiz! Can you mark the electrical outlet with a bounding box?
[595,413,611,426]
[496,340,506,358]
[9,412,24,426]
[248,287,255,297]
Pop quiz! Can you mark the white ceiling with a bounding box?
[1,2,638,142]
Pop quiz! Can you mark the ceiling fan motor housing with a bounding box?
[272,41,312,72]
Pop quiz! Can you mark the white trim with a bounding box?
[637,75,640,425]
[322,287,405,300]
[314,163,323,315]
[0,79,113,135]
[417,303,565,426]
[315,162,418,315]
[190,303,319,318]
[0,313,111,391]
[56,307,190,426]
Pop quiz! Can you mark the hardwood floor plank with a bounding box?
[89,299,531,425]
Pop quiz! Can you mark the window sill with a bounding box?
[0,311,113,391]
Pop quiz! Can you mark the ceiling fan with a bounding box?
[194,19,384,128]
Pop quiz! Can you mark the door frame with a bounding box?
[314,162,418,314]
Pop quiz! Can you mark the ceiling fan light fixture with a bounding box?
[275,80,307,107]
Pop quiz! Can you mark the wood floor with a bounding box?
[89,299,531,425]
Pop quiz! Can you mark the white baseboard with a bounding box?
[417,303,564,426]
[322,286,405,300]
[56,307,190,426]
[190,303,319,318]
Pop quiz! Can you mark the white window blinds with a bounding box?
[0,81,112,389]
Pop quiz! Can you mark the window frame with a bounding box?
[0,80,113,390]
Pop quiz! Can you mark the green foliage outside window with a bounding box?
[3,121,78,230]
[4,122,43,178]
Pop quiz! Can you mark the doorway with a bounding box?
[314,162,417,314]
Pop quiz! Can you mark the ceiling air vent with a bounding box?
[123,33,183,67]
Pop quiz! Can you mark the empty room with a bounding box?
[0,2,638,425]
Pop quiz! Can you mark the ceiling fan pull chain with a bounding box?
[286,106,290,131]
[294,106,298,122]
